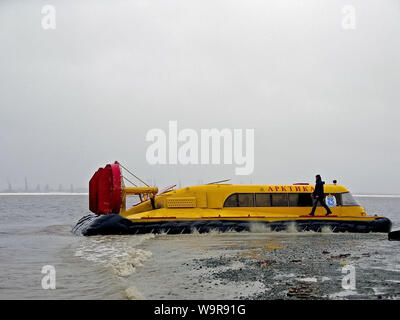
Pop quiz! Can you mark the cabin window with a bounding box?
[224,194,238,207]
[288,193,313,207]
[288,194,299,206]
[298,193,313,207]
[271,193,288,207]
[255,193,271,207]
[238,193,254,207]
[342,192,359,206]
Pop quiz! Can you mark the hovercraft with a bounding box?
[73,162,392,236]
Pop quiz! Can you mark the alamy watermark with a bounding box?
[41,5,56,30]
[341,264,356,290]
[41,265,56,289]
[145,121,254,175]
[341,5,356,30]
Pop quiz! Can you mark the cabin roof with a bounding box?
[168,184,349,194]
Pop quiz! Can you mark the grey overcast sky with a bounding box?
[0,0,399,194]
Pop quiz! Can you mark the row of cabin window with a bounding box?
[223,193,343,208]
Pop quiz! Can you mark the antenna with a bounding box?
[118,162,150,187]
[206,179,231,185]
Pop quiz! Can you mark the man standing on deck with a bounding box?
[309,175,332,216]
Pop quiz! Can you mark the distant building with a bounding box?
[3,180,15,193]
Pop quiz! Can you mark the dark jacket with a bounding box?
[313,177,325,198]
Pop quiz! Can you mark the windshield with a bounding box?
[341,192,360,206]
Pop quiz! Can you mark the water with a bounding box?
[0,194,399,299]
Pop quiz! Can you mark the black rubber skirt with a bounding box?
[72,214,392,236]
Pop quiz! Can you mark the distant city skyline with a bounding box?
[2,178,87,193]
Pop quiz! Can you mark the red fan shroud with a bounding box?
[89,162,122,215]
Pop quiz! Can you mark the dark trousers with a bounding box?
[310,197,332,215]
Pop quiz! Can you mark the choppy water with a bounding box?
[0,194,399,299]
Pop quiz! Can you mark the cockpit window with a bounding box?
[224,194,238,207]
[341,192,360,206]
